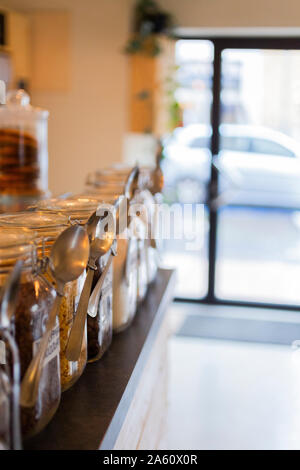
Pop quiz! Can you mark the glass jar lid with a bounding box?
[71,192,119,206]
[95,173,128,183]
[86,176,126,192]
[0,211,68,231]
[85,181,128,198]
[0,227,36,269]
[0,211,69,253]
[36,197,101,224]
[0,89,49,121]
[86,167,139,200]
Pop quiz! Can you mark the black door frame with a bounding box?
[175,36,300,311]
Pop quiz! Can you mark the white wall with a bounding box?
[3,0,300,196]
[160,0,300,27]
[2,0,131,195]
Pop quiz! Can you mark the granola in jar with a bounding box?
[34,199,100,390]
[0,228,60,439]
[58,273,87,390]
[0,211,86,392]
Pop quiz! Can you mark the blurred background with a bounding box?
[3,0,300,450]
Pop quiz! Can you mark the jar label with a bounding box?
[0,340,5,365]
[129,247,138,270]
[127,268,138,316]
[0,370,10,409]
[32,321,60,367]
[101,264,113,297]
[125,239,138,284]
[98,272,113,347]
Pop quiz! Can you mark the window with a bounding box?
[221,135,251,152]
[189,136,210,149]
[250,138,295,157]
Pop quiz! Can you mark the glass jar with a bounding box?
[36,199,112,384]
[27,204,92,392]
[0,353,10,449]
[0,211,69,261]
[68,192,120,352]
[130,188,159,288]
[66,194,117,357]
[0,90,49,212]
[106,160,163,252]
[99,162,164,196]
[92,185,149,302]
[87,167,159,289]
[0,228,60,439]
[0,326,21,450]
[87,250,113,362]
[86,166,139,200]
[81,187,139,332]
[36,197,100,225]
[112,229,138,332]
[58,271,87,391]
[134,162,163,287]
[0,211,87,392]
[139,165,164,196]
[133,159,163,287]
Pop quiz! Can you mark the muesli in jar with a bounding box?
[67,194,117,360]
[0,228,60,438]
[0,211,85,392]
[33,202,96,391]
[58,273,87,390]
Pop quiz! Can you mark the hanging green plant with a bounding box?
[165,66,183,131]
[124,0,176,56]
[125,34,162,57]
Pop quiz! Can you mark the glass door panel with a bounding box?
[161,39,214,299]
[216,48,300,305]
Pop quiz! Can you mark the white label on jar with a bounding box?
[129,246,138,271]
[0,340,5,365]
[0,371,10,408]
[0,81,5,104]
[98,273,113,346]
[101,264,113,297]
[32,322,60,367]
[125,239,138,284]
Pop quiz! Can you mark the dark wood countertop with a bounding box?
[24,268,176,450]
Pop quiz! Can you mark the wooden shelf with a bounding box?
[24,268,176,450]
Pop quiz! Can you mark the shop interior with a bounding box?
[1,0,300,451]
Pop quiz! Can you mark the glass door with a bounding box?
[161,39,214,299]
[214,41,300,306]
[162,37,300,308]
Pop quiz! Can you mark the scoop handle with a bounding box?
[65,267,95,361]
[87,254,113,318]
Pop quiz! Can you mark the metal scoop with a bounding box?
[20,225,89,408]
[65,214,114,362]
